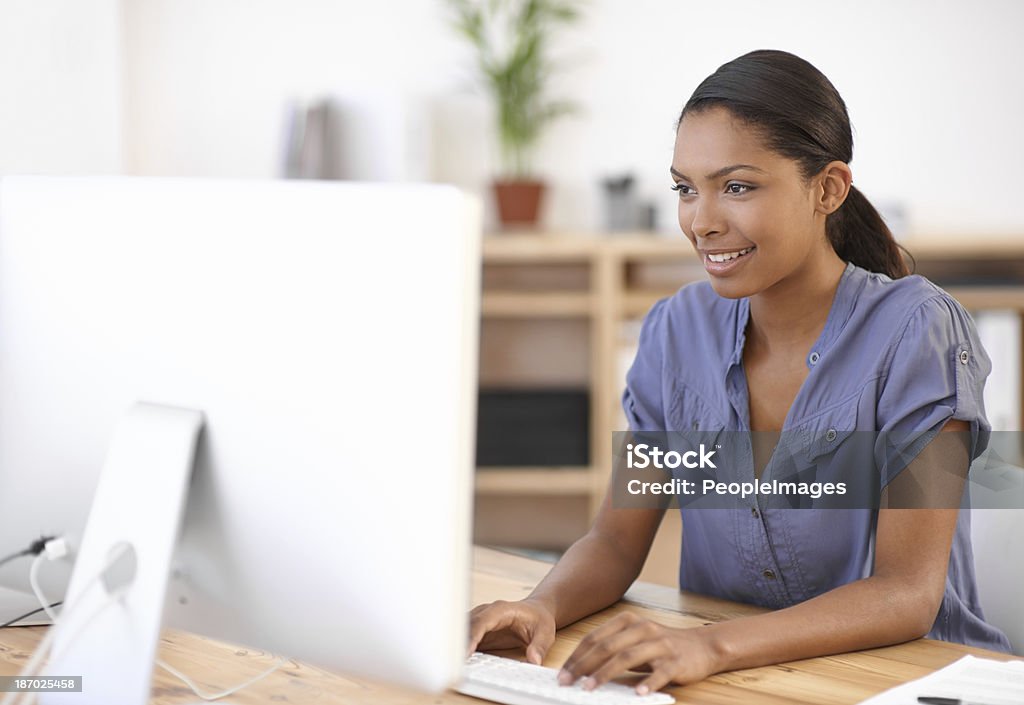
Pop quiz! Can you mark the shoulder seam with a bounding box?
[879,291,950,383]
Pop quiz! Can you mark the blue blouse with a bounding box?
[623,261,1012,652]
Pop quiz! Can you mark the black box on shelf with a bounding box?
[476,389,590,467]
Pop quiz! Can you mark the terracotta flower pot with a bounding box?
[492,179,546,229]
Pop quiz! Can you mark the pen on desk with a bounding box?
[918,697,998,705]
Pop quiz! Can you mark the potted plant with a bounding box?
[446,0,582,228]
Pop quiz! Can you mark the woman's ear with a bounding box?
[815,161,853,215]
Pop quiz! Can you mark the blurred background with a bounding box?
[4,0,1024,235]
[3,0,1023,582]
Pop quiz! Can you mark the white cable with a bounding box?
[27,554,60,623]
[4,549,70,705]
[45,590,124,667]
[155,655,287,701]
[2,544,131,705]
[0,592,122,705]
[18,540,282,703]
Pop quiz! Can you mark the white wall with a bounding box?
[118,0,1024,235]
[122,0,466,178]
[532,0,1024,236]
[0,0,122,175]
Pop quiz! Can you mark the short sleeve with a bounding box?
[875,294,992,486]
[622,298,669,432]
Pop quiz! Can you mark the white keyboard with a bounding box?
[457,652,675,705]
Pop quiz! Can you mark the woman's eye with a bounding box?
[670,183,695,196]
[726,183,753,195]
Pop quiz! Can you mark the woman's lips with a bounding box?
[702,246,756,275]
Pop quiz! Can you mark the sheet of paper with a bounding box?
[859,654,1024,705]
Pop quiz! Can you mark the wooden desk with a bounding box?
[1,546,1019,704]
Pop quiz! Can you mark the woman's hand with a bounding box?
[467,598,558,665]
[557,612,721,694]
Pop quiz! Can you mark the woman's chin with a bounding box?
[707,276,757,300]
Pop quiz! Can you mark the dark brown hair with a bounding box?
[678,50,912,279]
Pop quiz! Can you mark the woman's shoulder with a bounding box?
[844,266,987,384]
[857,266,944,302]
[851,267,969,332]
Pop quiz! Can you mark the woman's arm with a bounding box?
[467,482,666,662]
[558,420,970,694]
[525,495,667,629]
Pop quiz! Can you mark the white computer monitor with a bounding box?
[0,176,481,701]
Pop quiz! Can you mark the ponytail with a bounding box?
[679,50,913,280]
[827,185,912,279]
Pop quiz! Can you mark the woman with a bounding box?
[467,49,1012,694]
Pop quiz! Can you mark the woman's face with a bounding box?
[672,107,833,300]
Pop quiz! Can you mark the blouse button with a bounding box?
[751,507,759,518]
[825,428,837,442]
[959,350,970,365]
[762,569,776,580]
[692,420,699,430]
[808,351,820,365]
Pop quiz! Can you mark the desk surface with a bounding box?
[1,546,1019,704]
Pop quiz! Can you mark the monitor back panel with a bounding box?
[0,176,481,692]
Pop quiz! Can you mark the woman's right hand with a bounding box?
[467,598,558,665]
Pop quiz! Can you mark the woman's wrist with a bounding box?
[523,594,559,625]
[698,622,739,674]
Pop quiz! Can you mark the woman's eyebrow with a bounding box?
[670,164,768,181]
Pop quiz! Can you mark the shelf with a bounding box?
[475,468,593,495]
[622,291,678,317]
[482,234,697,262]
[946,287,1024,311]
[902,238,1024,260]
[482,292,593,317]
[603,237,696,259]
[621,287,1024,318]
[482,235,599,262]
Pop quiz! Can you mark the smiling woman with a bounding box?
[467,50,1012,696]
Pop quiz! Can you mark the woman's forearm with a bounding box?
[704,575,937,673]
[526,529,650,629]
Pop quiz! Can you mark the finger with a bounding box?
[584,641,669,691]
[560,614,654,684]
[467,604,518,657]
[561,613,647,679]
[525,623,556,665]
[478,630,534,652]
[635,664,674,697]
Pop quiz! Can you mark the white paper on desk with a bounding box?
[859,654,1024,705]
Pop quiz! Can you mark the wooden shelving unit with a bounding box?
[473,233,1024,553]
[481,292,593,317]
[474,468,593,495]
[473,234,702,550]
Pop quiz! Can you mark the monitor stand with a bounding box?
[41,403,204,705]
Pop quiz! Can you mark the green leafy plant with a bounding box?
[446,0,583,178]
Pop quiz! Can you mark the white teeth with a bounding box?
[707,247,753,263]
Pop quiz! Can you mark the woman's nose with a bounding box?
[687,198,723,239]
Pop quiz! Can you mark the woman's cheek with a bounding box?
[677,202,695,240]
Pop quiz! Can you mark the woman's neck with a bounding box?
[746,252,848,355]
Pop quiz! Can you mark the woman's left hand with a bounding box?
[557,612,722,694]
